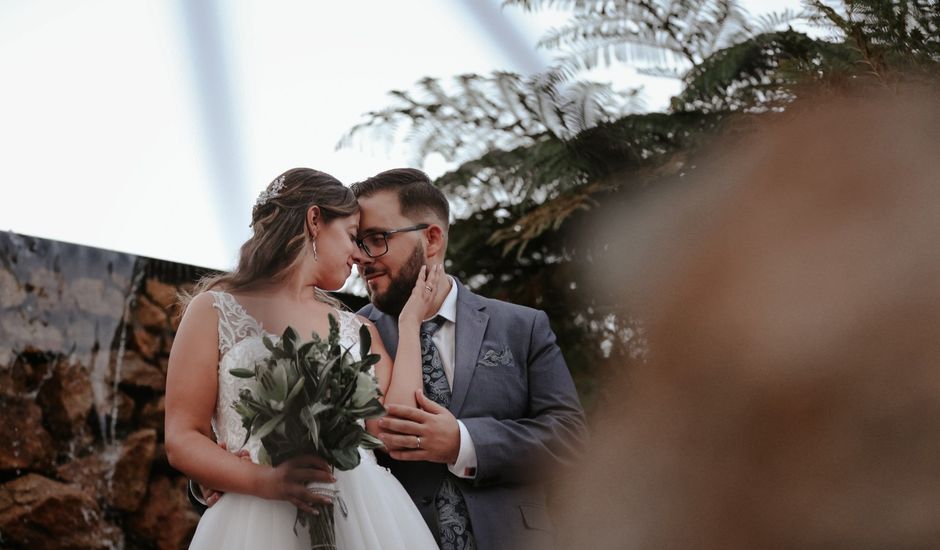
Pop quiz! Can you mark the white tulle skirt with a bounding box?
[189,449,437,550]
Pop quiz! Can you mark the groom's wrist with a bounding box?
[449,420,478,479]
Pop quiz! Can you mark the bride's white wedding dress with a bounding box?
[188,291,438,550]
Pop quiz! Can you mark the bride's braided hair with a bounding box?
[183,168,358,309]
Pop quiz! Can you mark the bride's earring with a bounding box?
[312,237,318,261]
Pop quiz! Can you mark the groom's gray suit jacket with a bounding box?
[358,281,587,550]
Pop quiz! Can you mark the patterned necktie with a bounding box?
[420,317,476,550]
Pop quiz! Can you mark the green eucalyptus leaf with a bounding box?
[229,368,256,379]
[262,335,276,353]
[331,447,361,471]
[359,324,372,358]
[270,360,291,402]
[299,406,320,444]
[350,371,379,408]
[297,341,315,364]
[359,432,384,450]
[253,413,285,440]
[358,354,381,371]
[282,326,299,354]
[240,414,259,447]
[285,377,305,405]
[256,446,270,466]
[328,314,340,344]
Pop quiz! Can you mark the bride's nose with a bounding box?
[351,245,368,265]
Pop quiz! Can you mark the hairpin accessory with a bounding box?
[255,174,287,210]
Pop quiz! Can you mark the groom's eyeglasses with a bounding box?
[356,224,430,258]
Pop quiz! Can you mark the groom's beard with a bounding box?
[367,243,424,317]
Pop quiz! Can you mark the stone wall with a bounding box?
[0,232,365,549]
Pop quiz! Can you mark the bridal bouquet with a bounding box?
[229,315,385,549]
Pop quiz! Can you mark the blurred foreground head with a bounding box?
[562,87,940,549]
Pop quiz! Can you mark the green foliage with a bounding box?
[675,30,863,112]
[804,0,940,80]
[339,71,643,167]
[506,0,770,77]
[230,317,385,470]
[342,0,940,407]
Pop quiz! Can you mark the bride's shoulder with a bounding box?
[331,308,368,328]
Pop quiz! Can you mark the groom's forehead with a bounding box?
[357,190,409,231]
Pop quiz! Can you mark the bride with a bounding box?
[165,168,441,549]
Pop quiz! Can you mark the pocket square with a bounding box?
[479,347,514,368]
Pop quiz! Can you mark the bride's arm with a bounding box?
[164,292,331,513]
[365,264,446,410]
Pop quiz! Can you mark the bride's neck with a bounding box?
[274,271,320,303]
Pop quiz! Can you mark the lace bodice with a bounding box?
[208,290,366,464]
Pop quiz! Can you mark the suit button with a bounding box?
[421,496,433,506]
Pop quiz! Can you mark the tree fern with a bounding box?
[339,71,641,167]
[511,0,755,77]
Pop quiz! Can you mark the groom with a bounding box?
[351,168,587,550]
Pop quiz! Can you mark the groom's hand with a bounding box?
[379,391,460,464]
[201,441,251,507]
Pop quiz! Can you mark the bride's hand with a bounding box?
[254,454,335,515]
[399,264,446,327]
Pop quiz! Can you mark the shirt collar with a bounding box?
[428,275,458,324]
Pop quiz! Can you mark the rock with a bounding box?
[96,388,137,431]
[0,351,53,396]
[116,389,137,426]
[37,359,94,439]
[132,325,162,360]
[139,396,165,436]
[56,452,109,501]
[27,267,63,296]
[0,346,12,377]
[133,294,168,330]
[0,396,54,472]
[64,317,97,350]
[0,268,26,308]
[57,425,96,459]
[145,278,179,310]
[70,277,125,319]
[118,351,165,392]
[1,312,65,353]
[28,267,65,315]
[129,475,200,550]
[0,473,123,549]
[109,429,157,512]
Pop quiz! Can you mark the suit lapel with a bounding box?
[449,283,488,416]
[373,312,400,359]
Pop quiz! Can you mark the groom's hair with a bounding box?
[351,168,450,227]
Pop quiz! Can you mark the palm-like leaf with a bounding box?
[513,0,754,77]
[675,30,862,113]
[339,71,641,167]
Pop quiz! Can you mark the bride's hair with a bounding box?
[184,167,358,309]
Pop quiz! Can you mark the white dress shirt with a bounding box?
[426,276,478,479]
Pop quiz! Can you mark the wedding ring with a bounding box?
[424,285,433,293]
[415,436,421,449]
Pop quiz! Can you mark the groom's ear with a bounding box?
[425,224,447,259]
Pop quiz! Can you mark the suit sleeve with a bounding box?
[461,310,587,486]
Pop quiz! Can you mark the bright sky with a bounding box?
[0,0,808,270]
